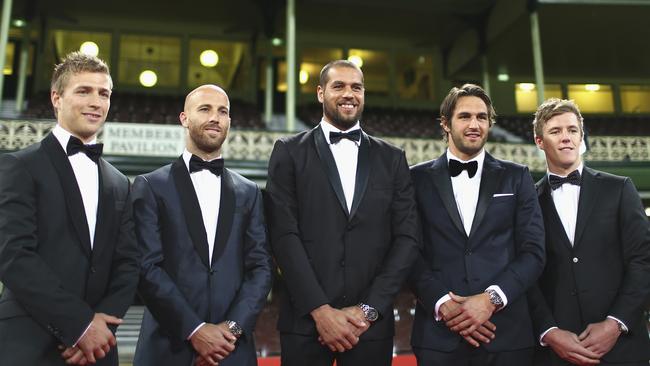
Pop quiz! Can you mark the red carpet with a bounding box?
[258,355,416,366]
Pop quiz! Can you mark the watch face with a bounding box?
[228,322,243,337]
[366,308,379,322]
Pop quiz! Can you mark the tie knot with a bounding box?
[549,170,581,190]
[189,155,224,176]
[329,129,361,144]
[449,159,478,178]
[66,135,103,163]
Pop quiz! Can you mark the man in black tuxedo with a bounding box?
[409,84,546,365]
[0,52,139,365]
[132,84,273,366]
[528,98,650,366]
[265,60,420,366]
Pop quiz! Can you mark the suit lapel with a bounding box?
[428,153,465,236]
[573,167,597,248]
[92,160,115,257]
[42,133,92,258]
[469,153,504,239]
[171,158,210,268]
[349,132,370,220]
[537,176,573,250]
[211,169,235,266]
[313,126,349,217]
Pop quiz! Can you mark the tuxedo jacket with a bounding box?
[265,126,420,339]
[132,158,273,366]
[0,133,139,365]
[409,152,546,352]
[528,167,650,364]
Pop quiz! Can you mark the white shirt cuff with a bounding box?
[434,294,451,321]
[187,322,206,340]
[607,315,628,333]
[539,326,558,346]
[486,285,508,308]
[73,321,93,347]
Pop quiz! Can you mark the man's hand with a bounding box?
[189,323,237,366]
[311,304,367,352]
[579,319,621,358]
[59,345,87,365]
[439,299,496,347]
[341,306,370,337]
[444,292,495,336]
[544,328,601,365]
[76,313,122,364]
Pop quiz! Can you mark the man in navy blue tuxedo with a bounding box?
[132,85,273,366]
[409,84,545,365]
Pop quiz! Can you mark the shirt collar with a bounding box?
[52,124,98,152]
[320,119,361,145]
[182,149,223,173]
[547,163,584,178]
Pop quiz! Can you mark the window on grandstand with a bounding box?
[348,49,389,96]
[51,30,112,63]
[620,85,650,113]
[3,42,14,75]
[396,54,434,101]
[119,35,180,88]
[188,39,250,91]
[567,84,614,113]
[515,83,562,113]
[299,47,343,94]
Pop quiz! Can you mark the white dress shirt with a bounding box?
[183,149,222,339]
[539,163,627,345]
[434,149,508,320]
[52,125,99,249]
[320,120,360,212]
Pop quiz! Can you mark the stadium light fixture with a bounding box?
[585,84,601,92]
[348,55,363,68]
[497,73,509,82]
[518,83,536,92]
[271,38,283,46]
[645,207,650,217]
[79,41,99,57]
[299,70,309,84]
[200,50,219,67]
[12,19,26,28]
[139,70,158,87]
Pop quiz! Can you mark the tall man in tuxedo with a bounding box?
[409,84,546,365]
[528,98,650,366]
[265,60,420,366]
[0,52,139,365]
[132,84,273,366]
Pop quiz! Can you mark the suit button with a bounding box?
[90,266,96,274]
[572,257,579,263]
[571,290,577,296]
[465,249,472,255]
[340,260,345,267]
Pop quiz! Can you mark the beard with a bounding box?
[188,123,227,155]
[323,101,364,130]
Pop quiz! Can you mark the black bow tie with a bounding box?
[329,129,361,144]
[189,154,224,176]
[449,159,478,178]
[66,136,103,163]
[549,170,581,190]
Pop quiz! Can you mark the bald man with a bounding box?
[132,85,273,366]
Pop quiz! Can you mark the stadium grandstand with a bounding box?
[0,0,649,364]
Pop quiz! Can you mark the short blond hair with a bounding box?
[533,98,584,138]
[51,51,112,95]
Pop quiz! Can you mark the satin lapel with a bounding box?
[211,169,235,267]
[92,159,115,257]
[171,158,210,268]
[313,126,349,216]
[349,132,370,220]
[538,176,573,250]
[42,133,91,258]
[469,153,504,239]
[428,153,465,236]
[573,167,597,248]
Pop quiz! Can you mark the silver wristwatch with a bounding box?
[225,320,243,338]
[484,289,504,310]
[357,303,379,322]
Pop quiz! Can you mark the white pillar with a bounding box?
[285,0,296,131]
[530,10,545,105]
[0,0,14,110]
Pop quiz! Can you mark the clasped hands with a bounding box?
[311,304,370,352]
[542,318,622,365]
[191,322,239,366]
[439,291,497,348]
[59,313,122,365]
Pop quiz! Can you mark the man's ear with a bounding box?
[317,85,324,103]
[440,117,450,133]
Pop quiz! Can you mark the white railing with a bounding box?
[1,119,648,171]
